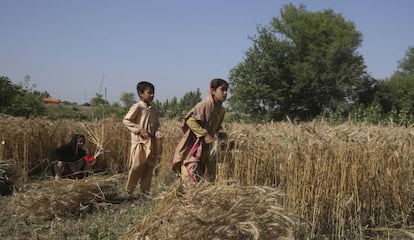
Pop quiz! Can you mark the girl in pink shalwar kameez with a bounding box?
[172,78,228,183]
[123,81,163,196]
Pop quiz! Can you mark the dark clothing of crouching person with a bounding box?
[49,134,100,179]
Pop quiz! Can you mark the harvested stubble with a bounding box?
[123,181,305,240]
[9,174,125,220]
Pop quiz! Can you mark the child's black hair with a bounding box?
[136,81,155,94]
[210,78,229,90]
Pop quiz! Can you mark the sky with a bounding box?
[1,0,414,104]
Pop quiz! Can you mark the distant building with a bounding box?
[42,98,60,104]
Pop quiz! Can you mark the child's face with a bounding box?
[212,84,228,103]
[77,137,85,149]
[139,87,154,104]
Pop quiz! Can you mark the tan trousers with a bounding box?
[126,141,156,193]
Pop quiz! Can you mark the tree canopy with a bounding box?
[397,46,414,75]
[0,76,19,111]
[228,4,367,121]
[0,75,47,117]
[120,92,136,109]
[373,46,414,116]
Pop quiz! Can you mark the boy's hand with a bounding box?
[139,128,150,138]
[155,131,163,139]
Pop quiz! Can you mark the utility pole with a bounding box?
[104,87,107,104]
[98,74,104,98]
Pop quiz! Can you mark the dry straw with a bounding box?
[76,122,106,151]
[9,174,125,220]
[3,113,414,238]
[123,181,306,240]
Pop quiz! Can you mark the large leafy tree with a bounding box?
[120,92,136,109]
[179,88,202,112]
[397,46,414,75]
[228,4,366,120]
[374,46,414,115]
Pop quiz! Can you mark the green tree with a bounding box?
[228,4,366,120]
[90,93,108,106]
[33,90,51,99]
[373,46,414,119]
[374,74,414,118]
[397,46,414,75]
[120,92,136,109]
[8,91,45,116]
[152,99,167,118]
[0,75,46,117]
[179,88,202,112]
[167,96,182,119]
[355,75,378,107]
[0,76,19,112]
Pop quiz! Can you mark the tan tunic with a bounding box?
[172,95,225,181]
[123,101,161,192]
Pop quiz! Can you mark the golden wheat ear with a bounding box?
[76,122,105,152]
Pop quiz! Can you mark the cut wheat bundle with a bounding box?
[76,122,106,152]
[123,181,307,240]
[9,174,125,221]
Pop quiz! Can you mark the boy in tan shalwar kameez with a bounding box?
[123,81,163,196]
[172,78,228,184]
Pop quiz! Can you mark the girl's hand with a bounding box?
[204,134,214,144]
[94,148,104,159]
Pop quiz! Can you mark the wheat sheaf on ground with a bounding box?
[123,181,306,240]
[9,174,124,220]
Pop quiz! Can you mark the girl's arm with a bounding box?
[186,117,207,137]
[186,117,214,144]
[83,149,104,163]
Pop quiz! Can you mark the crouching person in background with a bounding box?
[49,134,103,179]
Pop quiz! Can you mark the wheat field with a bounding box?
[1,115,414,239]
